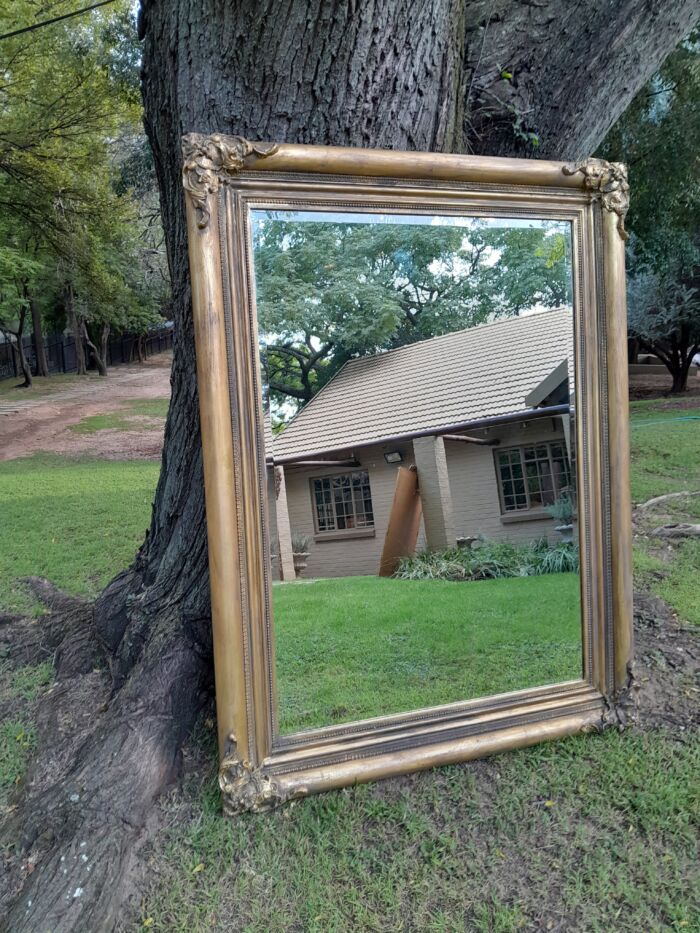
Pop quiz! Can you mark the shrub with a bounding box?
[545,494,575,525]
[394,538,579,582]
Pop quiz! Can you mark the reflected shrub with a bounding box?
[394,537,579,582]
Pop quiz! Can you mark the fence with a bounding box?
[0,327,174,381]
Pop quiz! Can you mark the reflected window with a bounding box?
[312,471,374,533]
[496,442,572,512]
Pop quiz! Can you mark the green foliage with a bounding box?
[290,532,311,553]
[599,31,700,387]
[0,1,169,363]
[395,538,579,582]
[545,493,575,525]
[253,215,571,409]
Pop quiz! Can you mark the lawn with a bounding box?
[629,399,700,502]
[0,399,697,931]
[630,399,700,626]
[274,574,581,732]
[0,454,160,615]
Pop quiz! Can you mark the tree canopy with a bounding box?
[0,0,168,377]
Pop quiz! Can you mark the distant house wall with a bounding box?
[283,441,416,579]
[281,416,569,579]
[445,418,567,546]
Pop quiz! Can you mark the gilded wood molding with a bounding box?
[181,135,634,816]
[562,158,630,240]
[182,133,278,228]
[219,734,307,815]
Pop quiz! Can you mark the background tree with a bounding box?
[0,239,44,387]
[626,235,700,393]
[599,30,700,391]
[3,2,699,929]
[0,0,165,381]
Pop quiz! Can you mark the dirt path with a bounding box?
[0,355,172,461]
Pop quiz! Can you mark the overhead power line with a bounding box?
[0,0,118,42]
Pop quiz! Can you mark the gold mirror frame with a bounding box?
[182,134,633,815]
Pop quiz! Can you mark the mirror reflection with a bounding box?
[252,209,581,735]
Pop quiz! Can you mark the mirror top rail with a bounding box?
[182,134,629,238]
[182,133,626,187]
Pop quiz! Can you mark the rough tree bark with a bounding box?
[2,2,698,929]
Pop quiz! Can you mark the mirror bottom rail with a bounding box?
[219,685,606,815]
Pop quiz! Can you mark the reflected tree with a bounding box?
[254,218,571,409]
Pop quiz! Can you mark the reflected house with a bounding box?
[269,308,574,580]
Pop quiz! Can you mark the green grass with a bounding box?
[274,574,581,732]
[0,454,160,615]
[70,398,169,433]
[7,661,53,700]
[138,728,700,932]
[0,397,697,930]
[635,535,700,627]
[0,661,52,811]
[629,401,700,625]
[629,400,700,503]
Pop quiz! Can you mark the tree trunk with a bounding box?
[82,322,110,377]
[30,294,49,377]
[4,1,698,928]
[6,308,33,388]
[64,282,86,376]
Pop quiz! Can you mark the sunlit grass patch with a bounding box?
[70,398,170,433]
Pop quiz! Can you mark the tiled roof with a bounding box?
[273,308,573,459]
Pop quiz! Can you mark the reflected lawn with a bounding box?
[274,573,582,734]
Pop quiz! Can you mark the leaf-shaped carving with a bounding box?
[182,133,279,229]
[563,158,630,240]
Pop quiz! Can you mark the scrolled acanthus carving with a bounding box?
[182,133,279,229]
[219,734,306,815]
[562,158,630,241]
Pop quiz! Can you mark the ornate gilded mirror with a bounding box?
[182,135,633,814]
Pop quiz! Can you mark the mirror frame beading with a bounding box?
[182,135,634,816]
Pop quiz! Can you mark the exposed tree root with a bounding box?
[634,490,700,512]
[0,578,211,933]
[650,523,700,539]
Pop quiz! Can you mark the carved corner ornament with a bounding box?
[563,158,630,241]
[219,734,307,816]
[585,661,639,734]
[182,133,279,229]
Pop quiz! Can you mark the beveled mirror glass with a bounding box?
[182,136,633,814]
